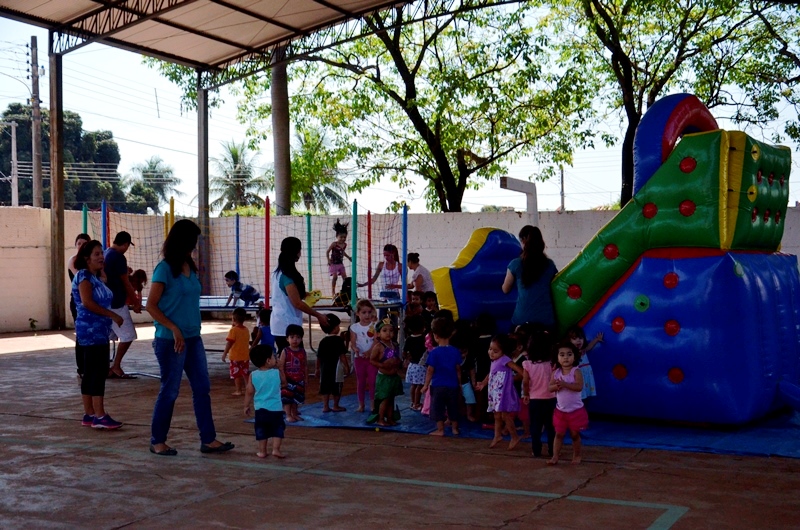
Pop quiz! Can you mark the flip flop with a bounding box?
[200,441,235,454]
[108,370,137,379]
[150,445,178,456]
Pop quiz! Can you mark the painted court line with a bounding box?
[0,437,688,529]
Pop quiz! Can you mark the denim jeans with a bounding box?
[151,336,217,445]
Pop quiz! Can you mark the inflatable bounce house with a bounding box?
[434,94,800,425]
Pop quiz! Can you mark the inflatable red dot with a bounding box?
[756,169,763,183]
[612,364,628,380]
[611,317,625,333]
[764,208,771,223]
[768,172,774,186]
[567,285,582,299]
[679,157,697,173]
[668,367,684,384]
[664,319,680,336]
[776,210,781,224]
[663,272,679,289]
[643,203,658,219]
[679,200,696,217]
[752,207,758,223]
[603,244,619,260]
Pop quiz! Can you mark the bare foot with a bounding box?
[272,451,286,459]
[256,452,267,458]
[467,416,477,422]
[377,420,389,427]
[508,437,521,450]
[293,416,303,422]
[231,391,243,396]
[322,408,332,413]
[332,406,347,412]
[451,428,460,435]
[286,417,298,423]
[387,420,398,426]
[571,456,582,465]
[489,437,502,448]
[429,430,445,436]
[547,458,559,465]
[356,406,365,413]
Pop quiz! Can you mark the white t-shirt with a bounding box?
[350,321,375,359]
[411,264,435,292]
[381,262,402,294]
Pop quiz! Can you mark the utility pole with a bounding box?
[30,36,43,208]
[559,165,565,212]
[10,121,18,206]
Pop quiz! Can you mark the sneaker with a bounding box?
[81,414,95,426]
[92,415,122,430]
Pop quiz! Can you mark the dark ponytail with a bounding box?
[519,225,548,286]
[275,237,307,298]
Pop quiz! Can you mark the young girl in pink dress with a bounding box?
[476,334,525,450]
[548,340,588,465]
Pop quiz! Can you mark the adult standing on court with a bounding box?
[72,239,124,429]
[407,252,435,293]
[146,219,234,456]
[270,237,329,353]
[501,225,558,331]
[359,244,403,299]
[68,233,91,377]
[104,231,141,379]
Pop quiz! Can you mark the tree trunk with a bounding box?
[620,113,640,207]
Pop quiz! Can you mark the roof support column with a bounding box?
[48,33,66,329]
[196,71,211,294]
[271,49,291,215]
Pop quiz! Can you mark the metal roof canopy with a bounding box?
[0,0,483,329]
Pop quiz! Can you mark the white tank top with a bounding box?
[270,271,302,337]
[382,262,402,294]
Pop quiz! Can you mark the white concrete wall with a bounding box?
[1,206,798,333]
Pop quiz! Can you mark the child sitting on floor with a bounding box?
[244,345,286,458]
[316,313,349,413]
[221,307,250,396]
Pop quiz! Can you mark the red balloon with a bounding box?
[611,316,625,333]
[679,157,697,173]
[603,244,619,260]
[664,319,681,336]
[567,284,582,300]
[679,200,696,217]
[663,272,679,289]
[643,203,658,219]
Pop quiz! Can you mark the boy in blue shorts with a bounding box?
[245,345,286,458]
[224,271,261,307]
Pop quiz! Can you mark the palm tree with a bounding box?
[128,156,182,213]
[210,140,266,213]
[266,126,349,213]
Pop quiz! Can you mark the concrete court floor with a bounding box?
[0,322,798,529]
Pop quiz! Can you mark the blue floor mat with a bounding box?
[282,384,800,458]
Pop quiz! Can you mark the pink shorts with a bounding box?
[229,360,250,379]
[553,406,589,435]
[328,263,346,277]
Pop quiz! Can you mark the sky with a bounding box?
[1,18,798,217]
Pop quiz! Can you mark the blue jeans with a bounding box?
[151,336,217,445]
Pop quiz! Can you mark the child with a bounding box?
[471,313,496,425]
[251,308,275,352]
[316,313,349,413]
[410,290,424,306]
[368,318,404,426]
[511,325,532,437]
[566,325,603,400]
[224,270,261,307]
[128,268,147,307]
[422,291,438,329]
[548,340,588,465]
[350,299,379,413]
[244,345,286,458]
[221,307,251,396]
[476,333,525,450]
[327,219,351,298]
[521,327,556,458]
[403,314,427,411]
[421,309,453,416]
[421,317,462,436]
[451,329,477,422]
[278,324,307,422]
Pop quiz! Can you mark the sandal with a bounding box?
[150,445,178,456]
[200,441,235,454]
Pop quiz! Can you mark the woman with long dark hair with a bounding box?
[501,225,558,330]
[270,236,329,352]
[146,219,233,456]
[359,244,403,299]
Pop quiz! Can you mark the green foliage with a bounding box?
[219,204,265,217]
[127,156,182,213]
[210,140,267,213]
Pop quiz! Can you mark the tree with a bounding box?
[128,156,182,213]
[545,0,799,205]
[210,140,266,212]
[264,126,349,213]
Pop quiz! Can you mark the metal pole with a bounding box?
[401,205,408,306]
[367,211,372,300]
[235,213,240,279]
[196,72,211,295]
[48,38,65,329]
[560,165,565,212]
[306,213,312,291]
[10,121,18,206]
[101,199,108,249]
[82,203,87,234]
[169,196,175,228]
[351,200,358,312]
[31,36,43,208]
[265,197,270,305]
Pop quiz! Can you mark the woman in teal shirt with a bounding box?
[146,219,234,456]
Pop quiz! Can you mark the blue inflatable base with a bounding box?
[247,385,800,458]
